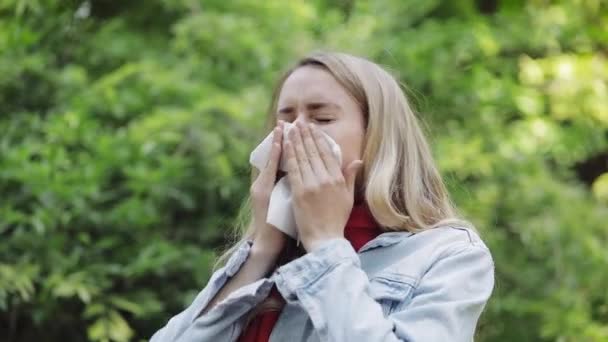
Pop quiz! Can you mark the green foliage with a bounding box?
[0,0,606,341]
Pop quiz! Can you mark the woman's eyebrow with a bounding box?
[306,102,340,111]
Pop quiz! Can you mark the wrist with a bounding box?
[250,242,282,261]
[304,235,344,252]
[249,244,282,277]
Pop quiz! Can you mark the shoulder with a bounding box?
[407,225,495,300]
[376,224,493,281]
[410,224,491,254]
[418,225,492,268]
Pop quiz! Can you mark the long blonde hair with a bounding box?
[214,50,470,326]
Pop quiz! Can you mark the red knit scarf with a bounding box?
[237,196,383,342]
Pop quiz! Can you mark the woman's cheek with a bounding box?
[337,143,355,170]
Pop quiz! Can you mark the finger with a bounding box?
[290,125,314,185]
[310,123,342,177]
[256,124,283,189]
[273,120,285,144]
[299,121,330,179]
[264,124,283,169]
[284,139,303,192]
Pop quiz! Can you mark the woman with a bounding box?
[151,51,495,342]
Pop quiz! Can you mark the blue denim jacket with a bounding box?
[150,225,494,341]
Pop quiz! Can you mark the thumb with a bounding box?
[344,159,364,194]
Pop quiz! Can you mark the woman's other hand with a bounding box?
[250,120,288,258]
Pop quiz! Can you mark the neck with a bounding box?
[354,187,365,205]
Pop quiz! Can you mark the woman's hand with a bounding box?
[284,121,364,252]
[250,120,288,258]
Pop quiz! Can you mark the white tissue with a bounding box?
[249,122,342,240]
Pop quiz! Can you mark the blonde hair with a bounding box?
[214,50,471,327]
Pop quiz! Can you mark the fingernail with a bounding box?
[309,123,315,130]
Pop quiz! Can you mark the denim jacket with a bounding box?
[150,225,495,341]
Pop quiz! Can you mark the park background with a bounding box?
[1,0,607,341]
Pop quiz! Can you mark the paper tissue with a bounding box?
[249,122,342,241]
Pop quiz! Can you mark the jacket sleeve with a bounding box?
[150,239,275,342]
[271,238,494,342]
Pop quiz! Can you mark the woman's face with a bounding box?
[275,65,366,177]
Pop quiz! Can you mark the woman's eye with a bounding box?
[314,118,333,123]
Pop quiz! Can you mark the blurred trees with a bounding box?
[0,0,606,341]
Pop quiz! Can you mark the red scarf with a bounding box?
[237,196,382,342]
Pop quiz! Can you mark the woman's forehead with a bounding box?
[278,67,349,105]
